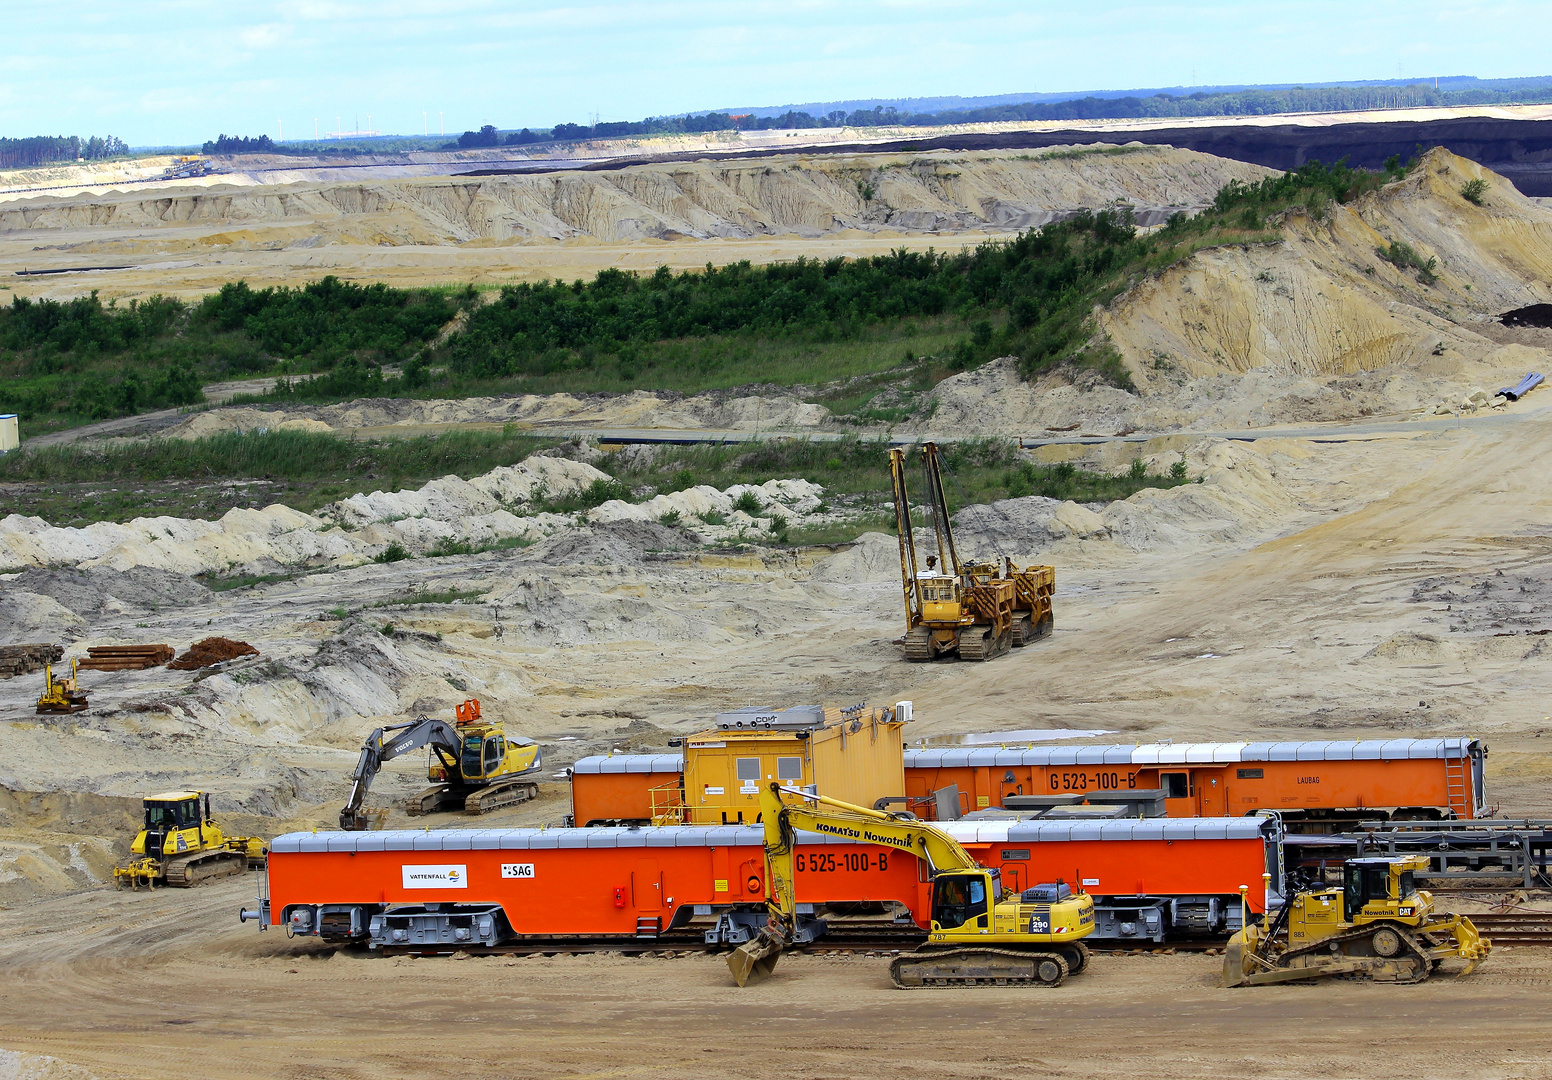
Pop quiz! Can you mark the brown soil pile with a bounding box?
[168,638,259,670]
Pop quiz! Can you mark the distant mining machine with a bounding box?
[1221,855,1490,986]
[36,660,88,714]
[339,699,542,830]
[114,790,266,889]
[890,443,1052,661]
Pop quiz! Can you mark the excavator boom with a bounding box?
[340,716,460,830]
[730,783,1094,988]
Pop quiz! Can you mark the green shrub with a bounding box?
[731,490,763,514]
[1460,178,1488,206]
[374,543,409,563]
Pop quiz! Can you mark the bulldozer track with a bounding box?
[162,849,246,888]
[903,628,932,662]
[1274,921,1433,983]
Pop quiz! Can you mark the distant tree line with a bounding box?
[0,135,129,169]
[203,134,276,155]
[459,82,1552,149]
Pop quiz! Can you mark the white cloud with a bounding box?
[239,23,290,48]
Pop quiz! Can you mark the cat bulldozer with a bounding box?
[339,699,541,830]
[890,443,1053,661]
[1222,855,1491,986]
[730,782,1095,989]
[114,791,267,888]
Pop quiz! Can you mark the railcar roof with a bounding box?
[270,816,1271,854]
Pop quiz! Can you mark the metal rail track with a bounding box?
[375,930,1228,959]
[1465,912,1552,946]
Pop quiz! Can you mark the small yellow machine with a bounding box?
[36,661,88,714]
[730,782,1095,988]
[339,699,542,830]
[1222,855,1491,986]
[114,791,267,889]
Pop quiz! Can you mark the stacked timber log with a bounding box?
[75,645,174,672]
[0,644,64,679]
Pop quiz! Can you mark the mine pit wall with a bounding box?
[265,820,1275,946]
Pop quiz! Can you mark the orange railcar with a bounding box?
[256,816,1279,949]
[567,753,684,826]
[569,738,1488,828]
[904,738,1488,824]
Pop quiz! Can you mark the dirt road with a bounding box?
[0,877,1546,1079]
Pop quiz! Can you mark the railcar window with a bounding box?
[1163,773,1190,799]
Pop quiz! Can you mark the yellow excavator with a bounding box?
[1222,855,1491,986]
[114,791,267,888]
[729,782,1095,988]
[339,699,541,830]
[890,443,1053,661]
[36,661,88,714]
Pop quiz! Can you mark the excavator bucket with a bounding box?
[727,929,784,987]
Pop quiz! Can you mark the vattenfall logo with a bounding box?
[812,822,913,849]
[401,864,468,889]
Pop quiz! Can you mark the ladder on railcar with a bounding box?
[1444,754,1470,819]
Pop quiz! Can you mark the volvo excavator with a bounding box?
[339,699,541,830]
[1221,855,1491,986]
[729,783,1095,989]
[889,443,1054,661]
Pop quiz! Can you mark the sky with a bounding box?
[3,0,1550,147]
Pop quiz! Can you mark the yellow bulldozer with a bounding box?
[730,783,1096,988]
[1222,855,1491,986]
[889,443,1054,661]
[114,791,267,888]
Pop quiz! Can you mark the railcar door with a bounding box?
[632,859,668,936]
[1197,770,1226,815]
[1161,772,1193,816]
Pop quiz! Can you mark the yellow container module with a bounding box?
[682,703,911,825]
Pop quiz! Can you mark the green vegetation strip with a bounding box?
[1,158,1413,437]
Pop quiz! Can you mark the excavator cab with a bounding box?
[462,731,508,780]
[931,869,1001,931]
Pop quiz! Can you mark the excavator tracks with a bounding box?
[890,947,1071,989]
[464,780,539,816]
[162,849,247,888]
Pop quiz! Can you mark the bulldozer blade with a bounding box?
[1236,960,1370,986]
[727,932,784,987]
[1220,942,1248,988]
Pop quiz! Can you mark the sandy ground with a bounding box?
[4,137,1552,1078]
[0,878,1547,1080]
[0,145,1268,300]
